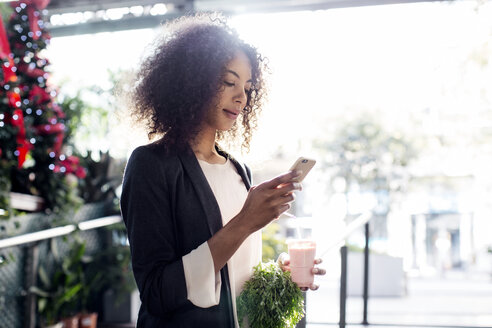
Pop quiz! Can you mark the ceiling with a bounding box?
[40,0,441,37]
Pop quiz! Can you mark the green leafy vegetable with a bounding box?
[237,261,304,328]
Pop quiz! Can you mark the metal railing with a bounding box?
[320,212,372,328]
[0,215,122,328]
[297,212,373,328]
[0,215,122,250]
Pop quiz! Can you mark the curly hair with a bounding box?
[129,13,268,152]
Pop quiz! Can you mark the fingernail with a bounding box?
[313,268,319,274]
[294,170,302,177]
[294,182,302,189]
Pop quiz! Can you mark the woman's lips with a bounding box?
[223,109,239,119]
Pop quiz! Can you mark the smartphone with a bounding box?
[289,157,316,182]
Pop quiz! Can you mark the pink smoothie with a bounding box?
[288,239,316,288]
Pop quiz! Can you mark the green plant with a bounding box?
[83,224,136,308]
[237,261,304,328]
[77,150,123,207]
[59,90,125,209]
[85,247,135,306]
[30,238,86,325]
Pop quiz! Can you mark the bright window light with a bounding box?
[130,6,144,16]
[106,7,130,21]
[150,4,167,16]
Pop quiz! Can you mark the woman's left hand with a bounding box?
[277,253,326,291]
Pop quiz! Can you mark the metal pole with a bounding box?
[362,222,370,325]
[296,291,307,328]
[24,243,39,328]
[339,245,347,328]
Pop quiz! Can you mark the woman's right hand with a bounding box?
[239,170,302,233]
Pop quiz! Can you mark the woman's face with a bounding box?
[203,51,252,132]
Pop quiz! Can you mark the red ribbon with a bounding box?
[35,122,65,155]
[35,122,65,135]
[29,85,51,105]
[0,14,11,59]
[6,105,32,168]
[23,0,51,41]
[7,90,21,108]
[16,140,32,168]
[17,62,45,78]
[0,14,17,83]
[2,60,17,83]
[52,132,63,155]
[54,156,87,179]
[26,6,40,41]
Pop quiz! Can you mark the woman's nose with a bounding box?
[235,89,247,106]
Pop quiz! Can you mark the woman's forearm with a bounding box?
[207,212,252,273]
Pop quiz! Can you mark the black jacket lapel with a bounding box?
[178,145,251,235]
[178,149,223,236]
[216,146,251,190]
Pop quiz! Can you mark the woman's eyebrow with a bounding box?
[226,69,252,83]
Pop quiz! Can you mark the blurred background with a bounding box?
[1,0,491,327]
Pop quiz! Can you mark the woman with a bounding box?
[121,14,324,327]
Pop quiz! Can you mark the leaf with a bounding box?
[38,266,51,289]
[54,283,82,309]
[29,286,50,298]
[38,298,47,313]
[50,238,60,261]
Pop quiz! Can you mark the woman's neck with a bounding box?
[191,128,226,164]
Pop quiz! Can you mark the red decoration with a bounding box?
[26,6,40,41]
[2,60,17,83]
[0,14,11,59]
[24,0,51,40]
[0,14,17,84]
[16,139,32,168]
[35,122,65,155]
[29,85,51,105]
[52,102,65,118]
[7,90,21,108]
[52,132,63,154]
[55,156,87,179]
[6,108,33,168]
[35,122,65,135]
[17,62,46,78]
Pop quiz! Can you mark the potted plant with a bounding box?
[237,261,304,328]
[78,311,97,328]
[30,238,85,328]
[76,243,100,328]
[77,261,100,328]
[85,225,137,323]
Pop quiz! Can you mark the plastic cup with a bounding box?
[287,239,316,288]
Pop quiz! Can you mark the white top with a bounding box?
[182,157,262,327]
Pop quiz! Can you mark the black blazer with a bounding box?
[120,141,252,327]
